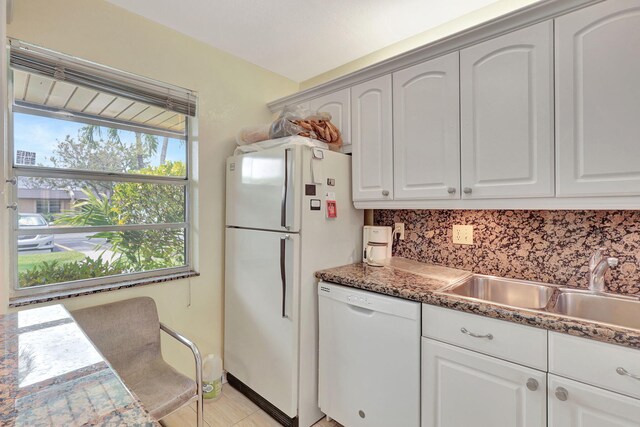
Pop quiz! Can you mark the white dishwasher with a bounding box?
[318,281,421,427]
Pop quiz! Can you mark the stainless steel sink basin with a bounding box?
[553,291,640,330]
[447,275,556,310]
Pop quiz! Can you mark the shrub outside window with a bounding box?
[8,39,197,296]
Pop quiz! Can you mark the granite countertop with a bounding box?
[0,305,159,426]
[316,258,640,350]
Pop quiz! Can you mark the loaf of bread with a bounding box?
[292,118,343,151]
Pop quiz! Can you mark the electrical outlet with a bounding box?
[394,222,405,240]
[452,225,473,245]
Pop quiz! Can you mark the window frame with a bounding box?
[7,48,196,299]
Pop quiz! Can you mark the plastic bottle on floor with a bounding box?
[202,354,223,400]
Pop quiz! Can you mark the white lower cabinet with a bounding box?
[422,338,547,427]
[548,374,640,427]
[420,306,640,427]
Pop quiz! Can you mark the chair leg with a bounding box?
[196,393,204,427]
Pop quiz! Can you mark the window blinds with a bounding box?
[9,39,196,117]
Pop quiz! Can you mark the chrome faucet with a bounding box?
[588,248,618,293]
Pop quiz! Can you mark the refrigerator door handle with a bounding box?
[281,148,291,230]
[280,235,290,318]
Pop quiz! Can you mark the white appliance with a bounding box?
[318,282,421,427]
[225,144,363,427]
[362,225,392,266]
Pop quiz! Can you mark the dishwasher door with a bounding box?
[318,281,421,427]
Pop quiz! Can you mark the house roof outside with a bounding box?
[18,188,89,200]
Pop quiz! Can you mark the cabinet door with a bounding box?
[549,375,640,427]
[460,21,554,199]
[308,88,351,153]
[422,338,546,427]
[393,52,460,200]
[556,0,640,196]
[351,75,393,201]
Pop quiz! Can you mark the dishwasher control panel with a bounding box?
[320,284,373,309]
[347,294,373,308]
[318,281,420,320]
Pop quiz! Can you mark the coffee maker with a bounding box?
[362,226,393,266]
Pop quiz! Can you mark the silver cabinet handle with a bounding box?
[6,177,17,185]
[280,235,290,318]
[526,378,539,391]
[6,203,17,211]
[617,367,640,381]
[281,148,291,230]
[555,387,568,401]
[382,190,389,197]
[463,187,472,194]
[447,187,456,194]
[460,327,493,340]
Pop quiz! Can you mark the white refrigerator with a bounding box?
[224,144,363,427]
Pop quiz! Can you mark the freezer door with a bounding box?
[224,227,299,417]
[226,146,301,232]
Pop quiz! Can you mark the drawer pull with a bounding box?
[555,387,569,401]
[460,327,493,340]
[616,367,640,381]
[526,378,539,391]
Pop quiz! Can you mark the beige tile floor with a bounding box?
[162,384,342,427]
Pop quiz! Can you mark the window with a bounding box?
[36,199,61,215]
[8,39,197,296]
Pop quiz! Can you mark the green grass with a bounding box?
[18,250,86,274]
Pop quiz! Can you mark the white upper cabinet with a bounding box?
[460,21,554,199]
[351,75,393,202]
[307,88,352,153]
[556,0,640,197]
[393,52,460,200]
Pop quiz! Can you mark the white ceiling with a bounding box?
[105,0,498,82]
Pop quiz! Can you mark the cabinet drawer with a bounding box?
[549,332,640,399]
[422,304,547,370]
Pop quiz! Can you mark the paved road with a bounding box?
[53,233,107,252]
[53,233,118,260]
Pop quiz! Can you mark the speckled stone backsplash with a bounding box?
[374,210,640,295]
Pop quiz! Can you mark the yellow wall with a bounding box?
[300,0,541,90]
[3,0,298,376]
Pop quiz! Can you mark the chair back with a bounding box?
[72,297,162,378]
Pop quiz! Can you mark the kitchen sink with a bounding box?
[553,290,640,330]
[447,275,556,310]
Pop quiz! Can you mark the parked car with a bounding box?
[18,213,54,252]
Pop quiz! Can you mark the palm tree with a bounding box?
[135,132,159,169]
[160,136,169,164]
[81,124,121,147]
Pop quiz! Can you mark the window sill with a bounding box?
[8,271,200,308]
